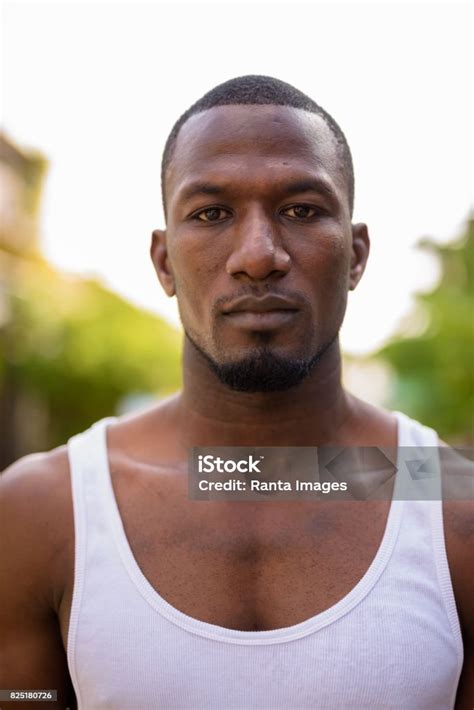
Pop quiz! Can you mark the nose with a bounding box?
[225,208,291,281]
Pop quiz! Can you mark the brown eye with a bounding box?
[283,205,317,219]
[195,207,229,222]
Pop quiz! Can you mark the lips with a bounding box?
[222,294,300,315]
[221,294,300,331]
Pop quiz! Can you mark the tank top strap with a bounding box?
[68,416,118,523]
[66,416,119,689]
[392,410,441,500]
[392,411,463,667]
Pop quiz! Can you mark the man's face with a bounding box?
[153,105,368,391]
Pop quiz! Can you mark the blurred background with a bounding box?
[1,1,472,468]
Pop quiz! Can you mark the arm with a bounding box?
[0,450,76,709]
[441,444,474,709]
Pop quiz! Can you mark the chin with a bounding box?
[189,334,337,393]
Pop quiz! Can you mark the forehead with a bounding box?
[166,105,346,206]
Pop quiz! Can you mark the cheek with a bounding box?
[302,233,351,293]
[168,236,225,310]
[326,241,351,288]
[298,235,351,335]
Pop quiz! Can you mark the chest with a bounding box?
[107,467,390,632]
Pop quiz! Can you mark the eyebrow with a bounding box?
[178,176,338,203]
[179,182,225,201]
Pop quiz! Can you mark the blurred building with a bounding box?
[0,134,46,329]
[0,133,46,258]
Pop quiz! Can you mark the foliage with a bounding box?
[377,218,474,443]
[1,258,182,450]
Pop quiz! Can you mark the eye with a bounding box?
[281,204,321,220]
[192,207,231,222]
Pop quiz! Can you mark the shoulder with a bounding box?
[0,446,74,613]
[1,445,72,522]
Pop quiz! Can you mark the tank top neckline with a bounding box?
[94,412,409,645]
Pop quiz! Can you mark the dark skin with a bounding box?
[0,104,472,708]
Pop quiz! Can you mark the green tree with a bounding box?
[377,218,474,443]
[1,259,182,464]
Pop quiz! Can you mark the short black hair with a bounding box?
[161,74,355,217]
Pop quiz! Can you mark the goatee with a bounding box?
[186,334,338,393]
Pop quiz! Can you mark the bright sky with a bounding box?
[2,1,472,354]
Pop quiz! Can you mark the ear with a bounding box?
[150,229,175,297]
[349,223,370,291]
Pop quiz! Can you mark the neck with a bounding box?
[175,336,355,447]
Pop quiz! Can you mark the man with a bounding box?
[0,75,472,709]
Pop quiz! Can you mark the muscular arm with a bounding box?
[441,445,474,709]
[0,450,76,709]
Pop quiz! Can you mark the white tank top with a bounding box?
[66,411,463,710]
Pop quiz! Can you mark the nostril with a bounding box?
[226,236,291,280]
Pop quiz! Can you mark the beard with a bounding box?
[185,331,339,393]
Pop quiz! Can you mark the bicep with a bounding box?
[0,607,76,709]
[0,451,76,709]
[441,444,474,710]
[454,648,474,709]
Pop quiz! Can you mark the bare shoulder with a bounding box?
[1,444,71,491]
[1,444,72,521]
[0,445,74,611]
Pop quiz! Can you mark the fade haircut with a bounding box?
[161,75,355,217]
